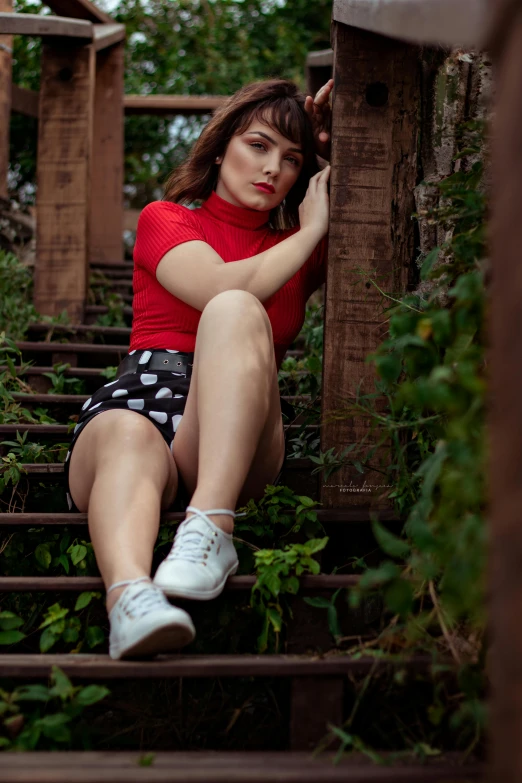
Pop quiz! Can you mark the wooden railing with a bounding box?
[0,0,228,322]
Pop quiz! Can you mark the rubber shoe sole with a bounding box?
[109,617,196,660]
[154,561,239,601]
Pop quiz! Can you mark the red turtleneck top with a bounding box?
[131,190,328,369]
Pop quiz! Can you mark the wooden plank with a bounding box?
[488,4,522,782]
[306,48,333,99]
[332,0,489,48]
[0,653,436,679]
[290,676,344,750]
[123,94,228,115]
[27,322,131,338]
[92,23,125,52]
[320,22,419,509]
[11,83,38,117]
[0,750,485,783]
[0,576,360,592]
[0,0,11,200]
[0,508,400,527]
[34,41,95,321]
[89,40,124,263]
[44,0,113,25]
[0,12,92,39]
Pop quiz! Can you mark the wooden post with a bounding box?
[34,41,95,321]
[488,6,522,781]
[90,40,124,264]
[0,0,13,200]
[320,22,420,509]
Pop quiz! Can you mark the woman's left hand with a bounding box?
[304,78,334,162]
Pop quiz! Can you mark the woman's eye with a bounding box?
[251,142,265,150]
[286,157,299,166]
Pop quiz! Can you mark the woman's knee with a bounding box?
[201,289,273,341]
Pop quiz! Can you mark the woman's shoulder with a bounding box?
[138,200,200,226]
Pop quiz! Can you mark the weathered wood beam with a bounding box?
[488,3,522,781]
[34,41,95,320]
[306,48,333,99]
[0,12,92,39]
[11,83,38,117]
[332,0,489,47]
[90,40,124,263]
[0,0,12,200]
[44,0,113,25]
[123,94,228,115]
[92,22,125,52]
[320,22,420,509]
[12,89,229,118]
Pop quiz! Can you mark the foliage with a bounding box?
[42,364,86,396]
[10,0,331,206]
[0,665,110,750]
[295,119,488,751]
[251,536,329,652]
[0,250,39,339]
[0,336,55,426]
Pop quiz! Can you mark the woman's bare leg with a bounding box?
[172,290,285,534]
[68,410,179,613]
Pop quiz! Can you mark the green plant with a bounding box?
[0,665,110,750]
[251,536,329,652]
[42,363,86,395]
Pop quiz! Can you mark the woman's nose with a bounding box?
[263,153,281,176]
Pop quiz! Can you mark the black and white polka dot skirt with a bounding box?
[64,348,294,513]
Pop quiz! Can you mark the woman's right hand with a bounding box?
[298,165,331,240]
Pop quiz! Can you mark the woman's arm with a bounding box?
[156,226,323,310]
[156,166,330,310]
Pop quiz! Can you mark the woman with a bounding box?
[64,77,333,660]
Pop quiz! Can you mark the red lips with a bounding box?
[254,182,275,194]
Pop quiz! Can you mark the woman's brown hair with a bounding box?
[163,79,319,230]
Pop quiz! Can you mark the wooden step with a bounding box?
[0,456,314,478]
[11,393,313,410]
[0,750,484,783]
[0,508,400,527]
[14,342,305,365]
[0,751,484,783]
[0,575,359,593]
[0,653,435,679]
[27,322,132,343]
[0,423,318,441]
[84,304,133,325]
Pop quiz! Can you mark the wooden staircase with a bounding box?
[0,260,484,780]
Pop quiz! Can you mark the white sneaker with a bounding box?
[153,507,241,601]
[108,577,196,660]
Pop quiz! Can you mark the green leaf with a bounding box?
[384,579,414,617]
[0,630,25,645]
[15,684,50,702]
[39,627,59,653]
[35,543,52,569]
[420,247,440,281]
[303,596,331,608]
[75,684,110,706]
[358,562,400,591]
[50,666,73,701]
[74,592,93,611]
[267,606,283,632]
[85,626,105,649]
[36,712,71,743]
[371,517,410,559]
[0,611,24,631]
[70,544,87,566]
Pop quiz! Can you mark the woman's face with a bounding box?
[215,113,304,211]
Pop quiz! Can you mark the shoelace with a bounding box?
[120,583,170,621]
[166,520,211,564]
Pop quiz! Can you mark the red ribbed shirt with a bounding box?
[131,190,328,369]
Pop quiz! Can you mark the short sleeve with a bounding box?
[304,234,328,299]
[133,201,205,276]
